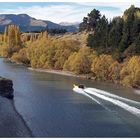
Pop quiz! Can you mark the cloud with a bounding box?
[0,2,139,23]
[0,4,85,23]
[76,2,140,19]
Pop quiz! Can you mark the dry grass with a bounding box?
[53,31,89,47]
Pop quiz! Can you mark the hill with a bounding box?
[0,14,78,32]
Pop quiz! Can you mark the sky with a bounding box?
[0,2,140,23]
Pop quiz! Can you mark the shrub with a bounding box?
[91,55,115,80]
[120,56,140,88]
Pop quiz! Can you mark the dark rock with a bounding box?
[0,77,14,99]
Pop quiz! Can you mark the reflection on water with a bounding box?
[0,58,140,137]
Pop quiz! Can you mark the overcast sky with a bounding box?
[0,2,140,23]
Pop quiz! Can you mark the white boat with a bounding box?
[73,84,86,94]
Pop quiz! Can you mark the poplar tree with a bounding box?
[3,25,21,57]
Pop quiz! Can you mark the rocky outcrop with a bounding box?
[0,77,14,99]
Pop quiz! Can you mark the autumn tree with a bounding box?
[3,25,22,57]
[108,61,122,83]
[11,48,30,65]
[64,47,94,74]
[120,56,140,88]
[91,55,115,80]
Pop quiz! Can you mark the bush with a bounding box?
[120,56,140,88]
[64,47,94,74]
[11,48,30,65]
[108,61,122,82]
[91,54,115,80]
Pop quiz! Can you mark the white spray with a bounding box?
[84,88,140,118]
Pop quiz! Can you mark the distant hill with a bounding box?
[59,22,80,28]
[0,14,78,32]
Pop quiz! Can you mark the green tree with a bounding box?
[119,5,140,53]
[108,17,123,48]
[134,33,140,53]
[87,15,108,52]
[79,9,101,31]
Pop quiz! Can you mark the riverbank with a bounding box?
[28,67,93,79]
[28,67,140,91]
[5,58,94,79]
[5,58,140,89]
[0,96,32,137]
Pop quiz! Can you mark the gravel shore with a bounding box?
[28,67,92,79]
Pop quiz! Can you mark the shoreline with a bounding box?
[28,67,140,90]
[28,67,93,79]
[0,96,32,137]
[11,99,33,137]
[3,58,140,89]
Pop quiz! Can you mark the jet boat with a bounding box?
[73,84,86,94]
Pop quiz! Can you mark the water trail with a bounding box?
[73,88,111,111]
[83,91,112,112]
[87,88,140,105]
[85,88,140,118]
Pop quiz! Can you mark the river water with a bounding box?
[0,58,140,137]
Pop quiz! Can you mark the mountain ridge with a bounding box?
[0,14,78,32]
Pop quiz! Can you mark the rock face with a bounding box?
[0,77,14,99]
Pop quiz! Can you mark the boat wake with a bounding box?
[73,86,140,118]
[86,88,140,105]
[73,87,111,111]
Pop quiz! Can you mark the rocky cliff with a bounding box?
[0,77,14,99]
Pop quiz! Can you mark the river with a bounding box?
[0,58,140,137]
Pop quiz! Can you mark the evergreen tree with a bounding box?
[87,15,108,51]
[134,33,140,53]
[86,5,140,57]
[119,5,139,53]
[79,9,101,31]
[108,17,123,48]
[79,17,88,31]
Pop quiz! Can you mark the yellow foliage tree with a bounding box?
[108,61,122,83]
[11,48,30,65]
[64,47,94,74]
[1,25,22,57]
[120,56,140,88]
[91,55,115,80]
[63,52,77,71]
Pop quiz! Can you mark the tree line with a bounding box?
[80,5,140,61]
